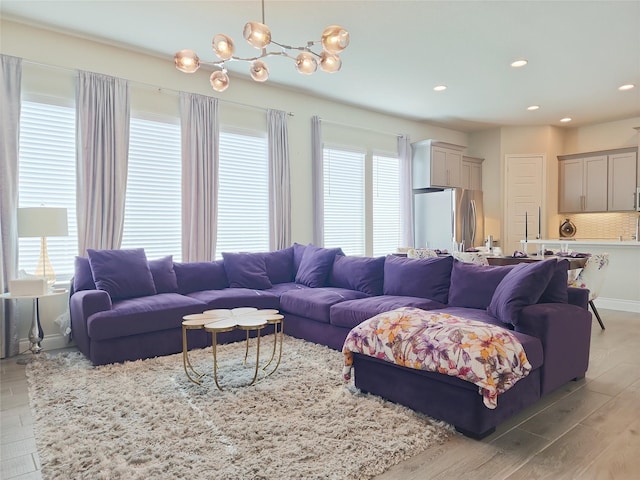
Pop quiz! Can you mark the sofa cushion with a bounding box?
[264,282,309,296]
[186,288,280,310]
[448,260,515,309]
[222,252,273,290]
[329,255,385,296]
[87,293,206,341]
[383,255,453,304]
[538,259,569,304]
[295,245,342,288]
[73,256,96,292]
[263,247,295,284]
[487,259,556,325]
[330,295,447,330]
[174,261,228,294]
[148,255,178,294]
[280,287,369,323]
[87,248,156,300]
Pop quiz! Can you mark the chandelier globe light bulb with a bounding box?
[250,60,270,82]
[210,70,230,92]
[295,52,318,75]
[319,52,342,73]
[212,34,235,60]
[321,25,350,54]
[174,49,200,73]
[243,21,272,49]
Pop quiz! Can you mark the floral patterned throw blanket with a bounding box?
[342,307,532,409]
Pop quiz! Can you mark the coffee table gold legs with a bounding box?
[182,325,204,385]
[263,319,284,376]
[211,328,263,391]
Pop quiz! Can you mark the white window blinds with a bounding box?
[323,147,365,256]
[121,117,182,261]
[216,130,269,257]
[372,154,401,256]
[18,100,78,281]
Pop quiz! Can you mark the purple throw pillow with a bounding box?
[487,259,557,325]
[87,248,157,300]
[73,256,96,292]
[329,255,385,296]
[538,259,569,304]
[263,247,294,284]
[292,243,307,273]
[295,245,342,288]
[448,260,515,309]
[222,252,273,290]
[173,261,228,294]
[148,255,178,294]
[383,255,453,304]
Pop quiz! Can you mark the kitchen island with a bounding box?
[522,239,640,313]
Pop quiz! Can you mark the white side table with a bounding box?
[1,289,68,360]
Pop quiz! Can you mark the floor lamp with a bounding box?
[18,207,69,286]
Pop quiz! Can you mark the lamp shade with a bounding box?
[18,207,68,238]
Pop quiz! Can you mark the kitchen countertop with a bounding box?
[521,239,640,247]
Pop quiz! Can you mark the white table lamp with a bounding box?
[18,207,69,285]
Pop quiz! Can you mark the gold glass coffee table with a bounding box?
[181,307,284,389]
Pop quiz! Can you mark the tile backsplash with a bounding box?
[560,212,640,239]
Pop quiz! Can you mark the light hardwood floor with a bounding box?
[1,309,639,479]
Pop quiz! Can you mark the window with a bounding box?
[216,130,269,257]
[18,100,78,282]
[121,116,182,261]
[372,154,401,256]
[323,147,365,255]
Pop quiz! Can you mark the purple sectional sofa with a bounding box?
[69,243,592,438]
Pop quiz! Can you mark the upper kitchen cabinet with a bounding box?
[558,147,638,213]
[461,155,483,191]
[412,140,466,189]
[559,155,607,213]
[608,151,638,211]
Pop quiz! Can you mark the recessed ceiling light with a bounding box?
[560,117,572,123]
[511,59,528,67]
[527,105,540,111]
[433,85,447,91]
[618,84,635,91]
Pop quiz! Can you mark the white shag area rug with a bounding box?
[26,335,453,480]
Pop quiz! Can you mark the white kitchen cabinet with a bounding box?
[412,140,465,189]
[608,151,638,211]
[558,155,608,213]
[461,156,483,191]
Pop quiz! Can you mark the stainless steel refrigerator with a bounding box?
[413,188,484,251]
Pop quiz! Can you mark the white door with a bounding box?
[505,154,545,256]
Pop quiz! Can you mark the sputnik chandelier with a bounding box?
[174,0,350,92]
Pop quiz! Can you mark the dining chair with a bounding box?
[452,251,489,266]
[407,248,439,259]
[568,252,609,330]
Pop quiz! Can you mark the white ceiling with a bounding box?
[2,0,639,132]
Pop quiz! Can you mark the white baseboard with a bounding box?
[594,297,640,313]
[19,333,75,354]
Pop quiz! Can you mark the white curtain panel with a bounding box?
[180,92,219,262]
[311,115,324,246]
[0,55,21,357]
[76,71,130,255]
[267,109,291,250]
[398,134,414,248]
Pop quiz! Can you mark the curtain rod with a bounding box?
[318,117,403,138]
[20,57,294,116]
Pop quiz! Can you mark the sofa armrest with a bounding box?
[70,290,112,357]
[515,303,592,395]
[567,287,589,309]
